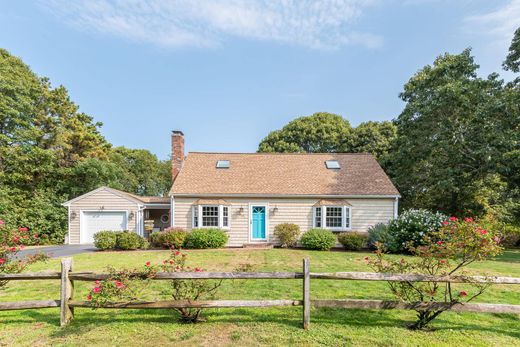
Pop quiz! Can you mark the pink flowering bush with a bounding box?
[0,220,48,290]
[87,264,157,307]
[366,217,502,330]
[87,249,223,322]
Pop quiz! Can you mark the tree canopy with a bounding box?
[0,48,171,243]
[258,112,396,161]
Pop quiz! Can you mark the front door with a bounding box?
[251,206,266,240]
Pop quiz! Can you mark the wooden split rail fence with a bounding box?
[1,257,519,329]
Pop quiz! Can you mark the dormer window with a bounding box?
[325,160,340,169]
[216,160,230,168]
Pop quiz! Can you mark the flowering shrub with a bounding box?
[0,223,43,246]
[385,209,447,253]
[87,264,157,307]
[161,250,223,322]
[0,220,48,290]
[152,227,188,249]
[366,217,502,330]
[87,249,223,322]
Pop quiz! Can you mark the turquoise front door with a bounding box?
[251,206,266,240]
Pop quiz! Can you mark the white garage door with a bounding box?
[81,211,128,244]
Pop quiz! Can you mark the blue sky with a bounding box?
[1,1,518,159]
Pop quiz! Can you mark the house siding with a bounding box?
[173,197,395,247]
[67,189,140,244]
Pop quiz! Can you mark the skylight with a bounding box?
[216,160,230,168]
[325,160,341,169]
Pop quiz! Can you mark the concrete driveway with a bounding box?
[17,244,97,259]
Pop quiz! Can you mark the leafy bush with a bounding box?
[184,228,228,249]
[274,223,300,248]
[300,228,336,251]
[149,231,161,247]
[337,232,367,251]
[116,231,148,250]
[94,231,119,250]
[367,223,392,249]
[366,218,503,330]
[500,225,520,248]
[0,219,49,291]
[386,209,447,253]
[156,227,188,249]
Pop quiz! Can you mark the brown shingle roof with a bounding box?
[170,152,399,197]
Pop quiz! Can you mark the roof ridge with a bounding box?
[187,152,373,156]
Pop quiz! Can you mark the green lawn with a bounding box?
[1,248,519,346]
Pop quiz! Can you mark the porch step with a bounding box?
[242,243,274,249]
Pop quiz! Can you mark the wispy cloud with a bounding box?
[39,0,381,50]
[465,0,520,47]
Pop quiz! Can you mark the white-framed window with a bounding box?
[192,204,230,229]
[312,206,351,231]
[222,206,229,227]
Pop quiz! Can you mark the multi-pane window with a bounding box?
[192,205,230,229]
[192,206,199,228]
[313,206,351,231]
[314,207,322,227]
[223,206,229,227]
[326,207,343,228]
[202,206,219,227]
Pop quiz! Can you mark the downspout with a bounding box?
[393,197,399,219]
[171,196,175,228]
[137,205,145,237]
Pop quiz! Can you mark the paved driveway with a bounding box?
[17,244,97,259]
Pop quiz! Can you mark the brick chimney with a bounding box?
[171,130,185,182]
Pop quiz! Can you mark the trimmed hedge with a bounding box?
[184,228,228,249]
[274,223,300,248]
[93,230,148,251]
[337,232,367,251]
[93,230,118,250]
[300,228,336,251]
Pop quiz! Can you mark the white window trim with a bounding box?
[192,204,230,230]
[313,206,352,231]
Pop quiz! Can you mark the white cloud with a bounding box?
[465,0,520,46]
[39,0,382,50]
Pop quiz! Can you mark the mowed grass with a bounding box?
[1,248,519,346]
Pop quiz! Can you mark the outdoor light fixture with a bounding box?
[129,212,135,220]
[70,211,77,220]
[271,205,279,214]
[239,206,244,214]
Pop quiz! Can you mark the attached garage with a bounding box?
[81,211,128,244]
[62,187,144,244]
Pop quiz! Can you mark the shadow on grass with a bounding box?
[493,249,520,263]
[2,307,519,341]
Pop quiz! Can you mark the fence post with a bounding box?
[303,258,310,330]
[60,257,74,326]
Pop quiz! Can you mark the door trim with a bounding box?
[80,210,129,244]
[249,203,269,242]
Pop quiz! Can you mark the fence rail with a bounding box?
[0,257,519,328]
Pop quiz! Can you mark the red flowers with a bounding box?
[464,217,474,223]
[145,261,151,267]
[364,256,369,261]
[0,220,4,225]
[436,241,443,245]
[0,258,5,264]
[459,291,468,297]
[18,227,28,232]
[175,251,180,256]
[93,287,101,293]
[442,221,450,226]
[86,294,92,300]
[194,267,202,272]
[449,217,458,221]
[114,281,124,289]
[480,229,488,235]
[9,247,17,252]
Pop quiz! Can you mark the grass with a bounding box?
[1,248,519,346]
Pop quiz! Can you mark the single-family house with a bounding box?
[63,131,400,246]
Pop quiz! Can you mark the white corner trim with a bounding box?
[393,197,399,219]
